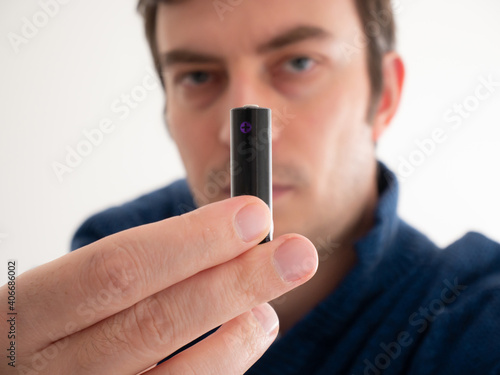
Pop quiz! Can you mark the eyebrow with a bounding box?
[159,25,332,68]
[257,25,332,53]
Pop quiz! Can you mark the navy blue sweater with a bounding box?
[71,161,500,374]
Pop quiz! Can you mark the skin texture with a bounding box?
[156,0,404,333]
[0,196,319,374]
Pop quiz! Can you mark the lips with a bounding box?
[222,185,293,200]
[272,185,294,200]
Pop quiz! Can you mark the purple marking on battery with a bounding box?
[240,121,252,134]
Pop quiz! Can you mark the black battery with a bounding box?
[230,105,273,243]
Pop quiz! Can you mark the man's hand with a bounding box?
[0,196,318,374]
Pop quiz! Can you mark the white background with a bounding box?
[1,0,499,282]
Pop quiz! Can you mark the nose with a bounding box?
[218,69,280,147]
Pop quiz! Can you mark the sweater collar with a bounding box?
[352,159,401,269]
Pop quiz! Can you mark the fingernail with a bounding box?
[273,238,318,282]
[234,203,270,242]
[251,303,279,335]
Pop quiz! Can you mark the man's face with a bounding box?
[156,0,378,245]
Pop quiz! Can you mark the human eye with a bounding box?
[168,68,225,108]
[283,56,316,74]
[270,53,325,97]
[177,70,213,86]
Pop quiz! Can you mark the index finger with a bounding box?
[12,195,271,350]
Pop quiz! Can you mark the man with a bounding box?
[2,0,499,374]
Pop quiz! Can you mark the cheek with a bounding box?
[168,109,214,187]
[296,94,348,166]
[292,77,371,187]
[307,67,370,143]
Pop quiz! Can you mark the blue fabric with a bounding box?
[71,161,500,374]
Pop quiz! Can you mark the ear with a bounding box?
[371,52,405,142]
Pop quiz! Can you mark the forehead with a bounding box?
[156,0,362,54]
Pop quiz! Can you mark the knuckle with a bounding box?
[83,242,144,304]
[226,260,263,307]
[77,317,129,369]
[127,295,175,352]
[223,314,263,366]
[177,211,224,263]
[194,211,220,245]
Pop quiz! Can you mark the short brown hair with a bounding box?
[137,0,396,120]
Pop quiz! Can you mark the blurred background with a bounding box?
[1,0,499,282]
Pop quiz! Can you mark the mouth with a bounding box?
[272,185,294,200]
[222,185,294,200]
